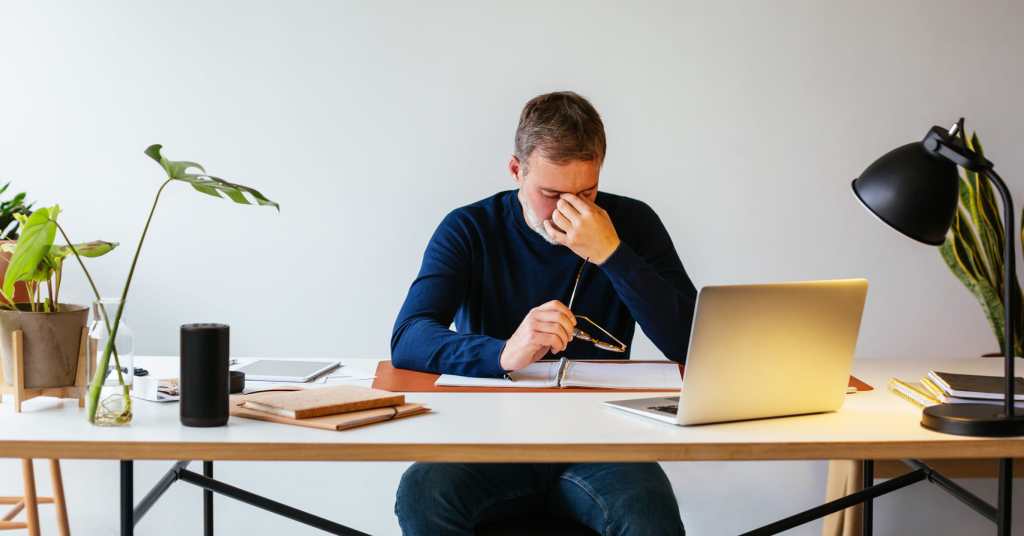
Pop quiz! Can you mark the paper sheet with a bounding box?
[560,361,682,389]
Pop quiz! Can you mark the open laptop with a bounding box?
[605,279,868,425]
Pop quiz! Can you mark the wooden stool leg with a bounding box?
[50,459,70,536]
[21,459,40,536]
[2,499,25,521]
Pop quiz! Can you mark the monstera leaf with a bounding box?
[144,145,279,210]
[86,144,278,424]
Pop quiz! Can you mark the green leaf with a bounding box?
[941,239,1007,351]
[144,144,205,178]
[949,208,986,281]
[2,206,59,301]
[943,129,1024,356]
[49,240,118,260]
[144,145,279,211]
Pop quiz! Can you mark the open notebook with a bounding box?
[435,358,683,390]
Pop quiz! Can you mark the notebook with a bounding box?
[927,371,1024,401]
[889,378,939,407]
[231,392,428,431]
[920,376,1024,407]
[435,357,683,390]
[240,385,405,419]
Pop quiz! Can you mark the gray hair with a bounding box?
[514,91,606,174]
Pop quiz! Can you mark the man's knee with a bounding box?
[607,480,684,536]
[397,463,457,514]
[395,463,482,535]
[564,463,684,536]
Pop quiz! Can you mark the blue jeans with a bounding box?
[394,462,685,536]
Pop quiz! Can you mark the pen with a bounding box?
[504,372,515,382]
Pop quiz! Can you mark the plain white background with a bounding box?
[1,1,1023,534]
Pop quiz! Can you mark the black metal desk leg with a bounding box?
[862,459,873,536]
[121,460,133,536]
[204,461,214,536]
[998,458,1012,536]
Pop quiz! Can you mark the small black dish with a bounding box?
[229,370,245,394]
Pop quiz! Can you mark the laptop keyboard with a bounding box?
[647,397,680,415]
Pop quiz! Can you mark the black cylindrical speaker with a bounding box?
[180,323,230,427]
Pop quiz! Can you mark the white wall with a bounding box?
[2,1,1023,534]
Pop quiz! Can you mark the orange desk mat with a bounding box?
[372,360,874,393]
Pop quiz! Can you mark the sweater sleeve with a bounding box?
[390,211,507,377]
[598,202,697,363]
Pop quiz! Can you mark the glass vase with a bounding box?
[87,299,134,426]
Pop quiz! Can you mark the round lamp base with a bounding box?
[921,403,1024,437]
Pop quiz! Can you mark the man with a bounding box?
[391,91,696,535]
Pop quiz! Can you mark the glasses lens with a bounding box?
[574,316,626,353]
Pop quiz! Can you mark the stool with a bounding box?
[476,514,599,536]
[1,459,69,536]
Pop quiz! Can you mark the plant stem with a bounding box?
[53,222,127,390]
[44,279,53,312]
[86,179,171,423]
[53,260,62,309]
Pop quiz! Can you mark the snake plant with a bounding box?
[939,132,1024,356]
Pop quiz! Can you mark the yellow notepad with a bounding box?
[889,378,939,407]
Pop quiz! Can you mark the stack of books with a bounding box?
[889,371,1024,409]
[230,384,429,431]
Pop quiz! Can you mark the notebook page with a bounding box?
[435,360,563,388]
[560,361,682,389]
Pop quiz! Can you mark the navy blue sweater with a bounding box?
[391,190,697,378]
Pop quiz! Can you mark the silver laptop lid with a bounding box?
[676,279,868,425]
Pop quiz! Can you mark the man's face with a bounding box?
[509,152,601,228]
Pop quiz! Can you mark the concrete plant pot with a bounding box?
[0,304,88,388]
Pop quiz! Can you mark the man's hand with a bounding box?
[543,193,621,264]
[500,300,576,372]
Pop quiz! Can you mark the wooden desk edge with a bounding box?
[1,440,1023,462]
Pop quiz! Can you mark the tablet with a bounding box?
[234,359,340,382]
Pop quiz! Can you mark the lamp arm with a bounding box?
[985,168,1016,417]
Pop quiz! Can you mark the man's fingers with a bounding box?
[552,208,576,230]
[529,332,563,352]
[556,198,582,222]
[543,220,568,243]
[532,313,573,338]
[533,309,576,334]
[533,321,570,349]
[560,193,592,214]
[537,300,575,319]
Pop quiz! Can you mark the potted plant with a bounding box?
[0,181,34,303]
[0,205,116,392]
[939,130,1024,356]
[81,144,278,424]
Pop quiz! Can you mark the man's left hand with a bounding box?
[543,193,621,264]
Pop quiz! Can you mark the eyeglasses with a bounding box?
[567,260,627,353]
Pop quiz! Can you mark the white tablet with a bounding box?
[234,359,340,382]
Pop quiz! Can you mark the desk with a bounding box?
[0,357,1022,535]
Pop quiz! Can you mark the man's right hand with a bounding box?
[499,300,577,372]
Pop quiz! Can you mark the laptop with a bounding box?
[604,279,868,425]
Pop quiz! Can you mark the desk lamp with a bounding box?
[852,118,1024,436]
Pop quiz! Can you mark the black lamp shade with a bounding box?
[852,141,960,246]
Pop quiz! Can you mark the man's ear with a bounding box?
[509,156,524,186]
